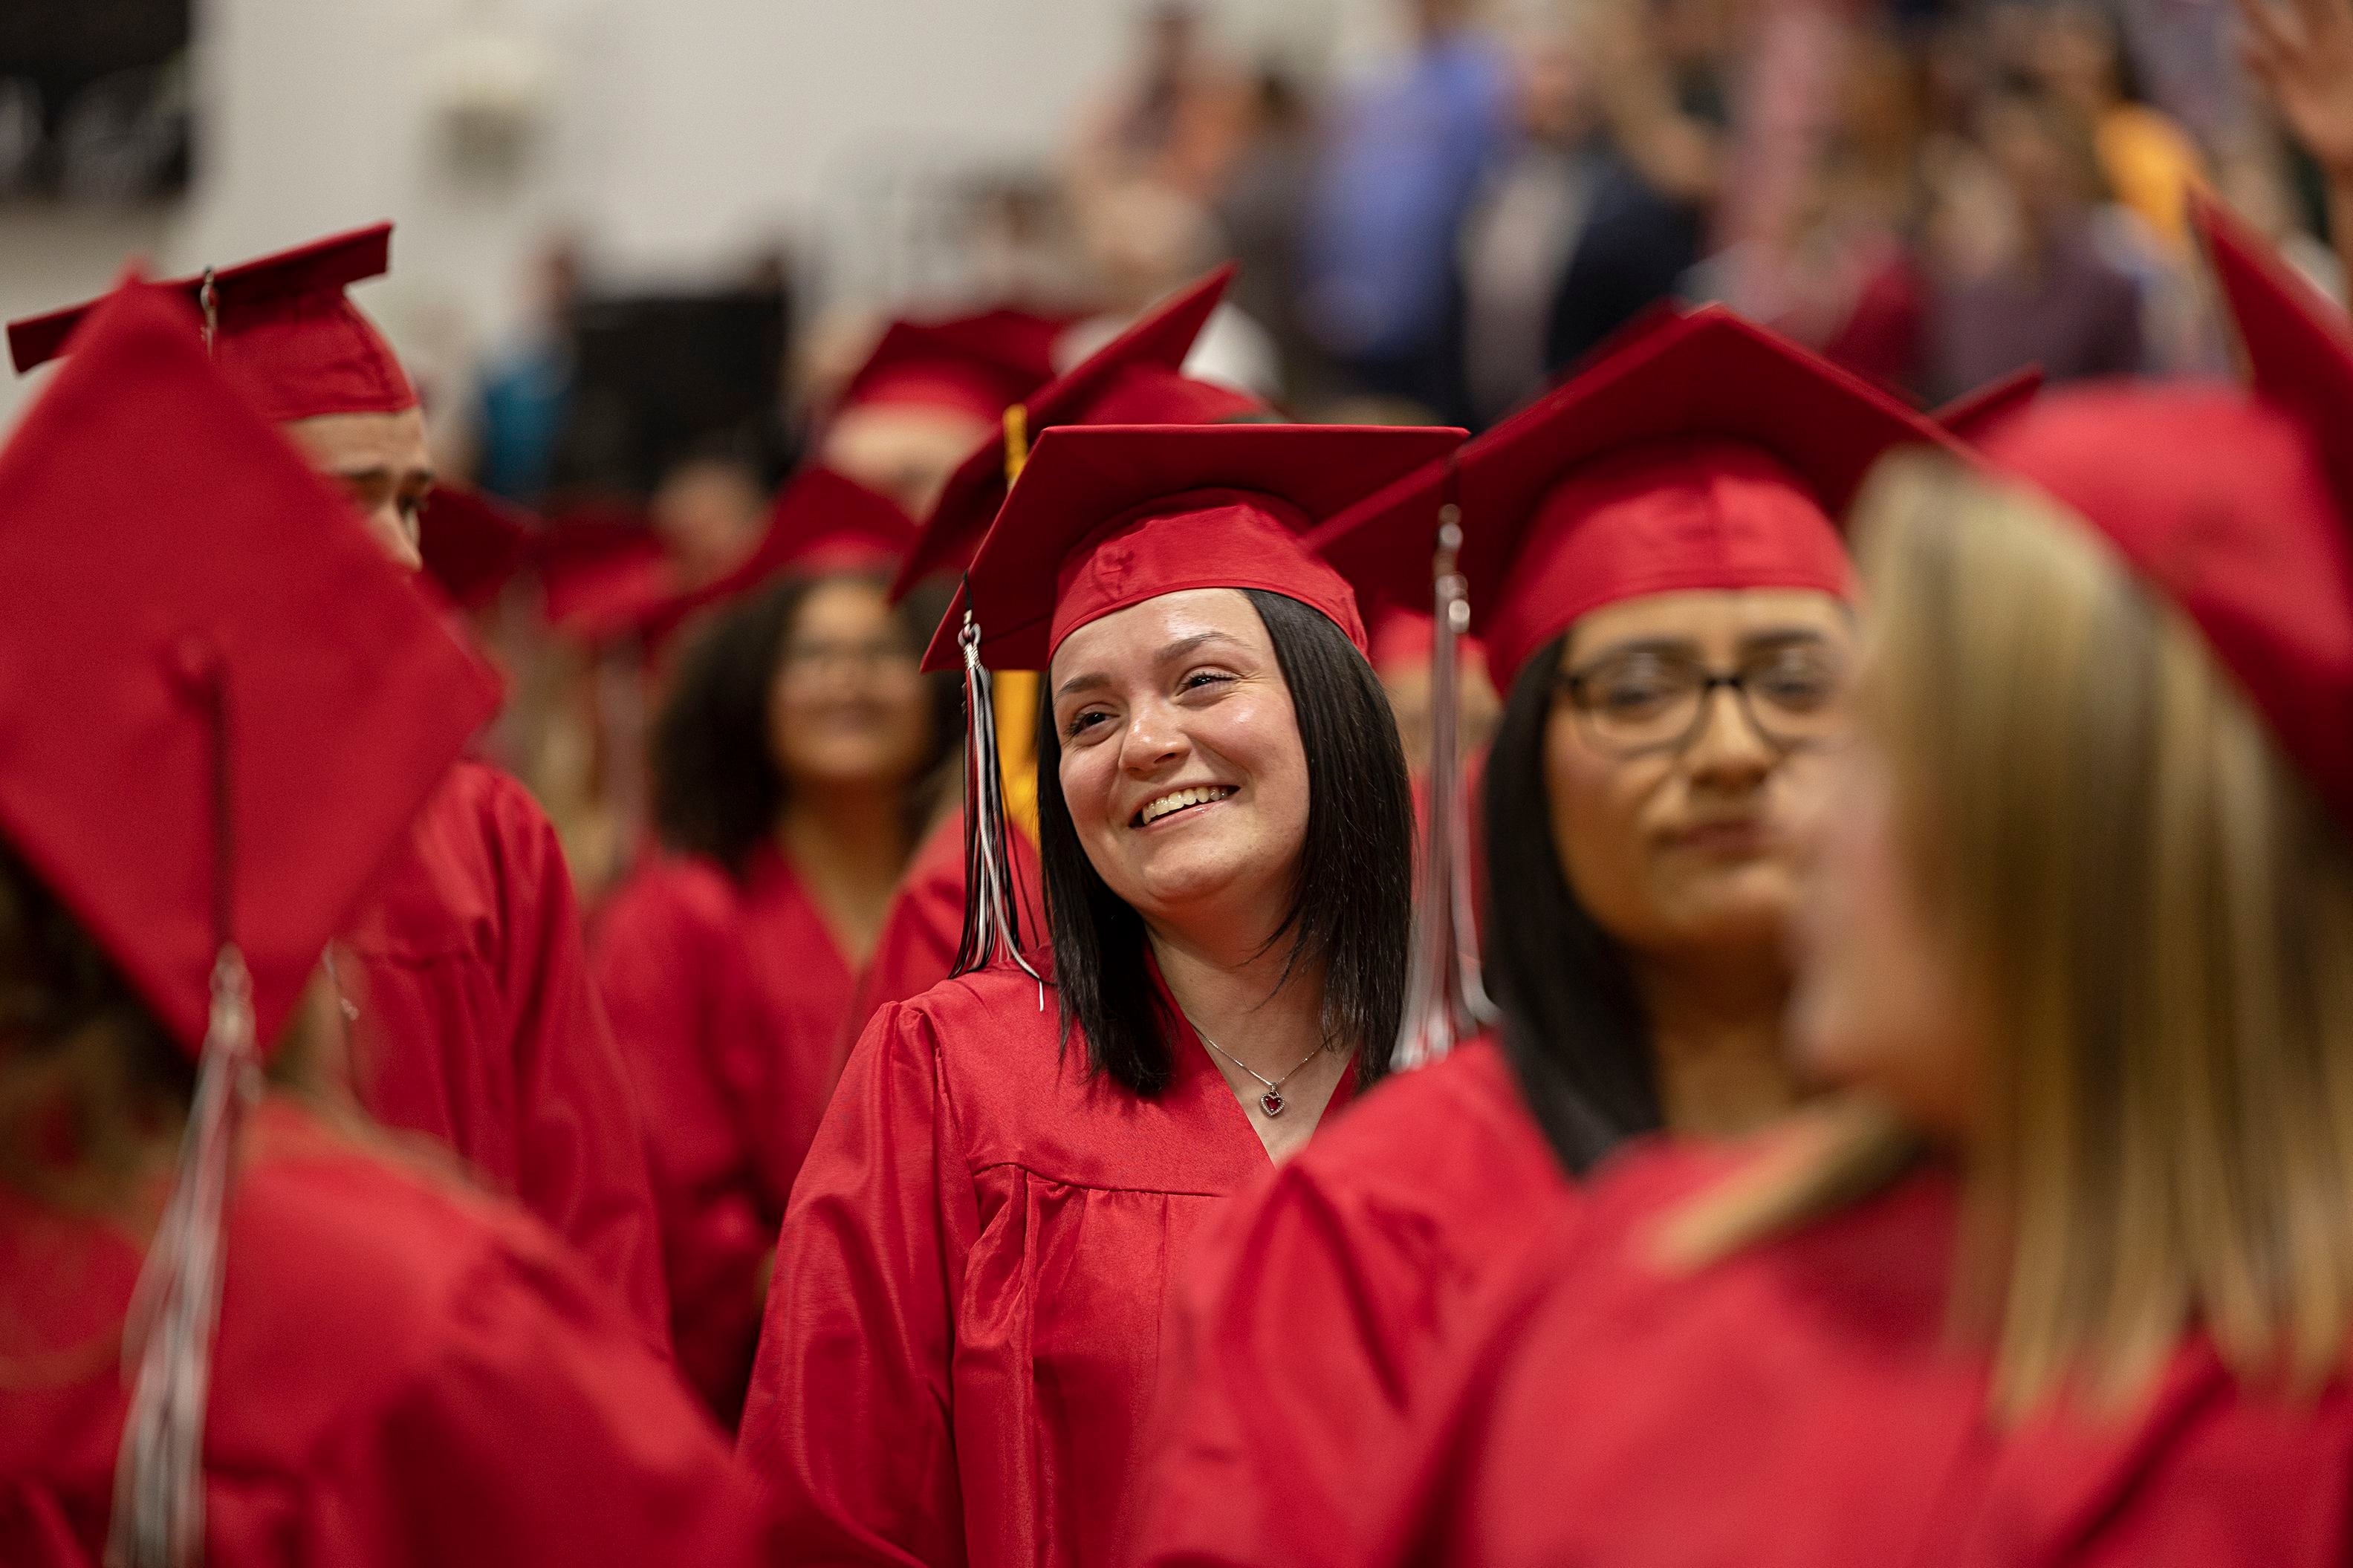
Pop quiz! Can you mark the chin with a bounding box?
[1110,840,1265,922]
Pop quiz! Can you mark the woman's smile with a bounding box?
[1132,784,1239,829]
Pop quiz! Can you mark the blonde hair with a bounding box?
[1666,452,2353,1418]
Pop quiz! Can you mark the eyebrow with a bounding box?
[1582,627,1833,664]
[1054,630,1248,701]
[329,463,436,488]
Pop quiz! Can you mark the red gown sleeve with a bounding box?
[592,868,777,1425]
[302,1232,779,1565]
[479,774,673,1351]
[738,1000,975,1567]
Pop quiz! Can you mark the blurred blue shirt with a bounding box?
[1302,30,1515,361]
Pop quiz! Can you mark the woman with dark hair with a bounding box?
[737,421,1460,1568]
[1362,195,2353,1568]
[0,282,770,1565]
[591,466,954,1426]
[851,264,1260,1023]
[1132,307,1972,1567]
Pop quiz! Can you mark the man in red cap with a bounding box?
[0,274,773,1567]
[9,225,669,1348]
[814,306,1066,520]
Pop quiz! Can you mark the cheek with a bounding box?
[1217,694,1311,846]
[1059,742,1120,839]
[1788,779,1978,1133]
[1542,708,1657,928]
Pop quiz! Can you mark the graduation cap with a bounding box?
[923,421,1464,985]
[1982,196,2353,827]
[895,266,1263,600]
[924,422,1467,674]
[7,222,416,426]
[835,306,1066,425]
[1313,305,1967,689]
[0,273,496,1562]
[640,465,917,650]
[1930,364,2045,442]
[420,484,539,611]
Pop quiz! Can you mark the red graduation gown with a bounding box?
[847,808,1045,1028]
[1132,1036,1574,1568]
[593,844,860,1424]
[0,1102,777,1566]
[739,962,1352,1568]
[1380,1145,2353,1567]
[342,759,669,1349]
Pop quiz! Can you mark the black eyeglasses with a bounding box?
[1556,643,1850,758]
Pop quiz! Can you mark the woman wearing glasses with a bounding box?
[1133,309,1970,1567]
[591,467,957,1428]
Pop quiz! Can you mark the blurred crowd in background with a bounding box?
[424,0,2345,894]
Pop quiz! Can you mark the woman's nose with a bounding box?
[1118,701,1188,776]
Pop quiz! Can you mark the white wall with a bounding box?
[0,0,1391,428]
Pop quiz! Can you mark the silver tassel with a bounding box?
[950,611,1045,994]
[105,946,262,1568]
[1391,501,1498,1071]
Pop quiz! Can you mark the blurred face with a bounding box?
[1545,588,1850,961]
[1517,37,1592,144]
[1786,735,1980,1140]
[652,458,766,585]
[1051,588,1311,936]
[280,406,433,572]
[766,578,934,794]
[820,405,996,520]
[1380,649,1502,774]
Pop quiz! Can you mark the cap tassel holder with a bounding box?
[106,661,263,1568]
[1392,491,1498,1071]
[950,610,1045,1001]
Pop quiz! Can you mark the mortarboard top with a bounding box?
[1311,307,1966,689]
[922,422,1467,674]
[640,466,917,651]
[835,306,1066,426]
[1984,196,2353,827]
[1929,364,2045,442]
[895,264,1262,602]
[0,276,496,1057]
[7,222,416,426]
[421,484,539,611]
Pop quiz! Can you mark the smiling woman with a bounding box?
[1038,585,1410,1110]
[736,421,1460,1568]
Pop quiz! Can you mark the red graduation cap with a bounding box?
[835,306,1066,425]
[420,484,538,611]
[0,275,497,1058]
[7,222,416,426]
[895,266,1263,600]
[1930,364,2045,441]
[1313,306,1967,689]
[1983,196,2353,827]
[924,422,1467,674]
[640,465,916,649]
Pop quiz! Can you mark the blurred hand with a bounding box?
[2242,0,2353,180]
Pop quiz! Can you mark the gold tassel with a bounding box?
[1002,404,1030,489]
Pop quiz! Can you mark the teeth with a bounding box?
[1138,786,1235,825]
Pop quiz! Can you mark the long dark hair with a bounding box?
[652,573,959,877]
[1482,634,1661,1175]
[1033,590,1414,1097]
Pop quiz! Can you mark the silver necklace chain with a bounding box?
[1193,1026,1324,1118]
